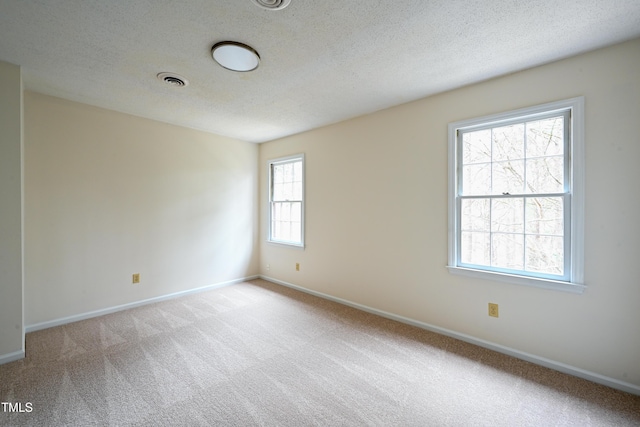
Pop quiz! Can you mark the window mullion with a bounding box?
[460,192,564,200]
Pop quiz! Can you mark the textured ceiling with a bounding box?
[1,0,639,143]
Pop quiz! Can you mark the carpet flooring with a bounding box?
[1,279,639,426]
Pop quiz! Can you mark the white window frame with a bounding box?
[268,154,305,248]
[447,97,585,294]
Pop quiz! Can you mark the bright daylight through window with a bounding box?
[447,98,584,293]
[268,154,304,247]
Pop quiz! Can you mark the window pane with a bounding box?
[291,202,302,223]
[291,221,301,242]
[281,220,291,241]
[280,202,290,221]
[491,233,524,270]
[283,163,293,183]
[282,182,293,200]
[525,197,563,236]
[526,235,563,275]
[293,161,303,180]
[273,182,284,201]
[271,201,302,244]
[463,129,492,164]
[462,163,491,195]
[491,198,523,233]
[492,124,524,161]
[273,160,303,202]
[526,156,564,194]
[461,199,490,232]
[461,231,490,265]
[526,117,564,158]
[293,180,302,200]
[492,160,525,194]
[273,165,284,183]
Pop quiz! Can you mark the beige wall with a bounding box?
[260,39,640,388]
[0,61,24,360]
[24,92,259,326]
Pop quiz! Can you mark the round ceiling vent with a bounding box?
[156,72,189,87]
[252,0,291,10]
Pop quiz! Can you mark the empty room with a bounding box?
[1,0,640,425]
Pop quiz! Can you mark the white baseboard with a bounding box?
[260,275,640,396]
[0,349,25,365]
[25,275,259,333]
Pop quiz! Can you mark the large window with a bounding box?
[268,154,304,247]
[448,98,585,293]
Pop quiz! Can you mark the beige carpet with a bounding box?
[1,279,639,426]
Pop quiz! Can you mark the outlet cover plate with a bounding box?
[488,303,499,318]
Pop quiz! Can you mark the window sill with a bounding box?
[447,266,586,294]
[267,240,305,250]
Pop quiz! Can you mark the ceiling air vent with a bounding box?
[156,72,189,87]
[252,0,291,10]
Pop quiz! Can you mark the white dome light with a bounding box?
[211,42,260,72]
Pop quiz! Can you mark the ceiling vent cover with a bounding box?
[157,72,189,87]
[252,0,291,10]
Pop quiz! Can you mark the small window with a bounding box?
[268,154,304,247]
[447,98,585,293]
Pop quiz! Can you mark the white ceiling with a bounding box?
[1,1,639,143]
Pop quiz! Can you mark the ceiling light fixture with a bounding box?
[211,41,260,72]
[252,0,291,11]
